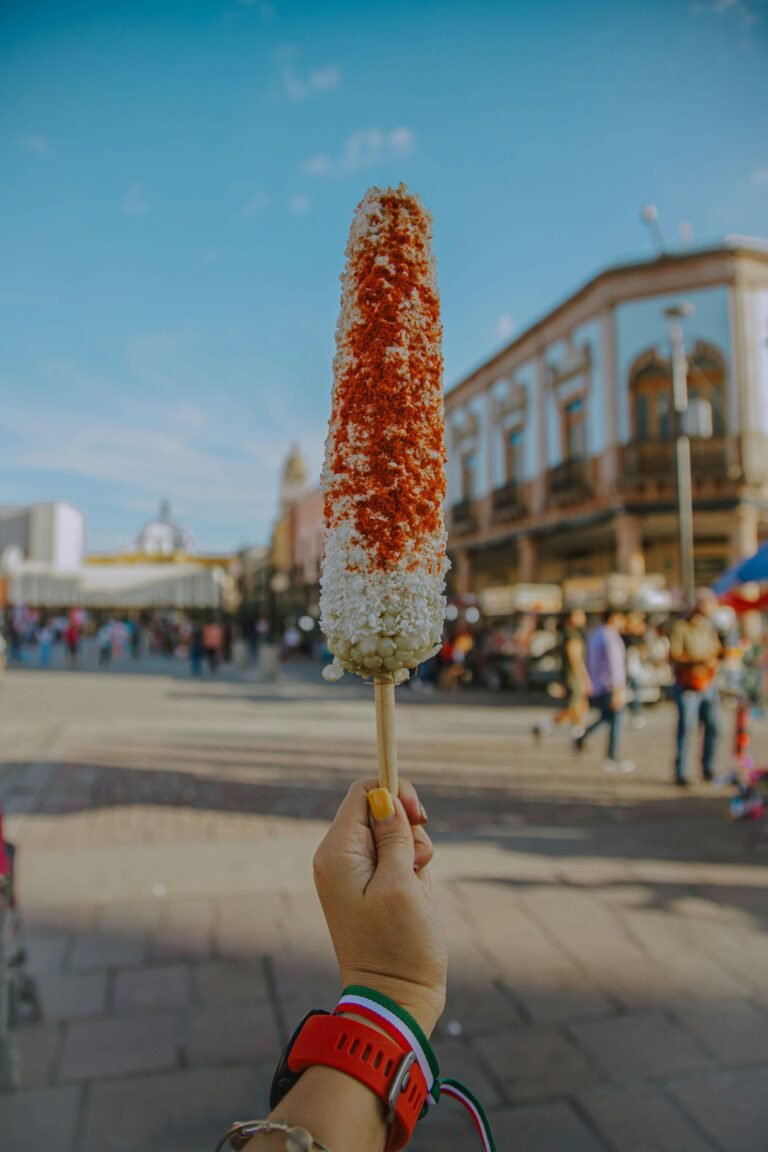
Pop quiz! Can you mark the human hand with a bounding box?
[611,688,626,712]
[313,779,446,1036]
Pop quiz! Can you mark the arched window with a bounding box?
[688,342,727,438]
[628,342,728,443]
[629,352,672,442]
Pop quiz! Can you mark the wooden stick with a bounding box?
[374,677,398,796]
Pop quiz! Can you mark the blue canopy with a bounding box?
[714,541,768,595]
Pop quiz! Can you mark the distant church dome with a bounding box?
[136,500,196,557]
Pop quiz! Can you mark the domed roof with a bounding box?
[135,501,196,556]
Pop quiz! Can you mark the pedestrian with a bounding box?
[576,609,635,773]
[37,623,53,668]
[97,622,112,668]
[623,611,648,729]
[64,620,80,669]
[190,622,205,677]
[670,589,723,786]
[533,608,592,741]
[202,618,223,674]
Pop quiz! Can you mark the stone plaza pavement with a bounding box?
[1,660,767,1152]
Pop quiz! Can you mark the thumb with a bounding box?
[367,788,415,878]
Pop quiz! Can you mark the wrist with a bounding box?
[340,974,444,1037]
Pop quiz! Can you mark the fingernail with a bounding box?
[419,802,429,824]
[368,787,395,822]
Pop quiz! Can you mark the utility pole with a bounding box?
[665,303,696,608]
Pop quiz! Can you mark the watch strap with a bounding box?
[287,1011,427,1151]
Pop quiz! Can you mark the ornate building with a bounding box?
[1,500,235,610]
[445,237,768,601]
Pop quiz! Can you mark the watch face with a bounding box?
[269,1009,329,1111]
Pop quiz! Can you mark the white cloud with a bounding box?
[20,134,50,155]
[496,314,515,340]
[690,0,763,24]
[278,47,341,101]
[302,127,416,178]
[289,193,311,216]
[0,336,329,549]
[241,191,269,217]
[122,182,150,218]
[302,153,333,177]
[754,167,768,185]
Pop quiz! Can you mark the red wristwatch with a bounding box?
[271,1010,427,1151]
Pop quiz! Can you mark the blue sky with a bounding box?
[1,0,767,552]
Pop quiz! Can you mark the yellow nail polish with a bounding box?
[368,787,395,822]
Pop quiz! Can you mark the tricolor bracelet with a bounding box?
[337,986,497,1152]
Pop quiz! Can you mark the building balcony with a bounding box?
[450,496,478,534]
[546,457,592,505]
[620,437,729,484]
[491,480,527,522]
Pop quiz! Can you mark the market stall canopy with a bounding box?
[714,542,768,595]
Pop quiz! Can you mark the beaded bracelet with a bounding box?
[215,1120,332,1152]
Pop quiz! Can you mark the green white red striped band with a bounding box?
[336,987,438,1104]
[441,1078,497,1152]
[337,987,496,1151]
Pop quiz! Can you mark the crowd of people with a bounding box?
[0,609,240,677]
[1,595,765,786]
[524,590,763,784]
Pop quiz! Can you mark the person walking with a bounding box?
[37,623,53,668]
[670,589,723,786]
[576,608,635,773]
[533,608,592,741]
[202,618,223,674]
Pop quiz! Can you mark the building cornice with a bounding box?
[446,241,768,407]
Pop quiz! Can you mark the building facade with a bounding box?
[0,501,235,610]
[445,238,768,600]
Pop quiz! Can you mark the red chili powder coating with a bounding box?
[325,187,446,571]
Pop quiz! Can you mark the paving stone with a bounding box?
[26,931,72,974]
[518,983,615,1026]
[474,1026,600,1101]
[114,964,190,1012]
[59,1012,179,1081]
[668,1066,768,1152]
[672,1000,768,1067]
[520,887,674,1009]
[487,1100,606,1152]
[570,1012,712,1084]
[151,899,214,959]
[193,960,270,1006]
[216,894,284,959]
[36,970,108,1021]
[99,900,164,933]
[15,1023,61,1089]
[409,1098,481,1151]
[0,1085,81,1152]
[276,976,342,1028]
[431,1038,502,1107]
[184,1002,280,1066]
[440,980,524,1037]
[80,1064,271,1152]
[623,910,747,1002]
[580,1085,714,1151]
[70,931,146,971]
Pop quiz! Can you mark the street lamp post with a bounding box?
[665,302,696,608]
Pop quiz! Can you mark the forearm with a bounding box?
[249,1064,387,1152]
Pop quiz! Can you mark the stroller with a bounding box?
[0,807,42,1089]
[718,765,768,856]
